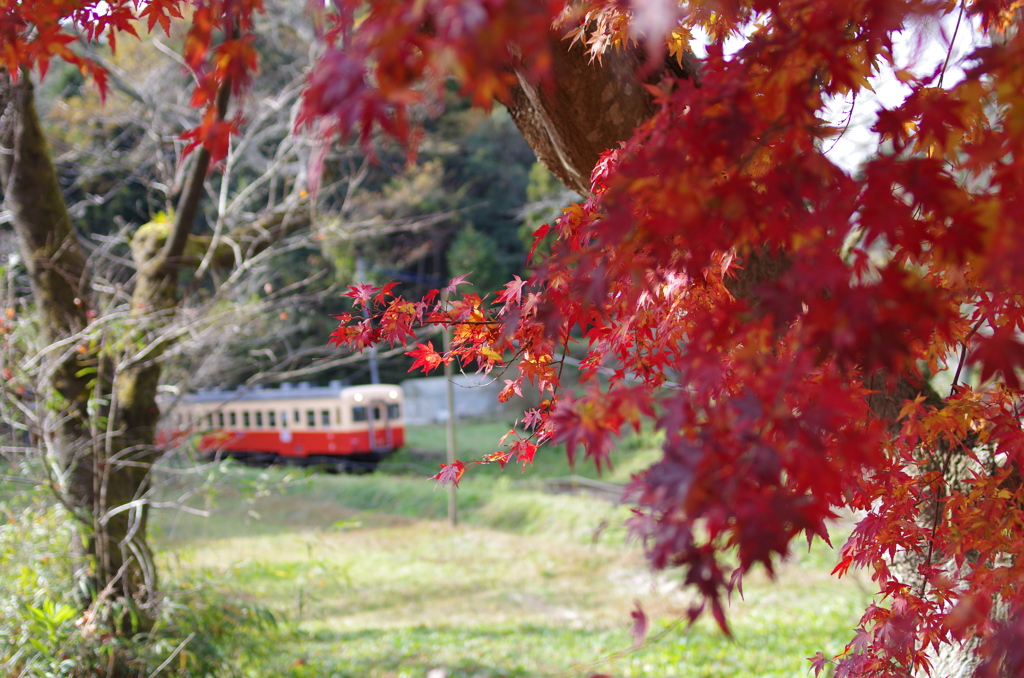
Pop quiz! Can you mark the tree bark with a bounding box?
[0,69,237,633]
[501,31,659,195]
[1,70,163,630]
[0,71,101,599]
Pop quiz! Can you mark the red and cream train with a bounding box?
[170,382,405,471]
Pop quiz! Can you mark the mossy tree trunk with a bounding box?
[0,72,101,604]
[0,70,230,633]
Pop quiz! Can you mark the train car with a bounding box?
[171,382,405,472]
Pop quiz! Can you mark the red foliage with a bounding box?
[430,459,466,488]
[20,0,1024,674]
[294,0,562,178]
[320,1,1024,675]
[0,0,260,164]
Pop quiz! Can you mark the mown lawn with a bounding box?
[152,419,871,678]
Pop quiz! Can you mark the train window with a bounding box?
[206,414,213,429]
[352,406,368,422]
[281,411,288,426]
[373,406,382,421]
[243,412,250,428]
[218,412,225,427]
[255,412,263,427]
[387,404,401,419]
[306,410,315,427]
[294,410,300,427]
[229,412,237,427]
[321,410,330,427]
[268,411,276,427]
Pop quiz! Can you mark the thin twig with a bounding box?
[938,0,966,89]
[146,632,196,678]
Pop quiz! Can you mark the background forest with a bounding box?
[3,0,568,391]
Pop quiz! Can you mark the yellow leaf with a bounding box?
[480,346,503,362]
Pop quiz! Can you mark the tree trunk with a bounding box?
[0,61,312,635]
[501,31,660,195]
[0,70,230,633]
[0,71,103,602]
[1,71,163,630]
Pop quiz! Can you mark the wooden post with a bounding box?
[443,324,457,527]
[356,255,380,384]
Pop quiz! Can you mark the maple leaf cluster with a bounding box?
[294,0,563,178]
[0,0,261,165]
[322,0,1024,675]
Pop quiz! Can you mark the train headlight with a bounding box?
[388,390,398,399]
[354,393,363,402]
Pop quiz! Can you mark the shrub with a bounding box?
[1,494,276,677]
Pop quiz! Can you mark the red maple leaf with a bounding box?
[343,283,378,307]
[630,602,648,648]
[139,0,183,34]
[183,6,215,70]
[510,440,537,470]
[527,223,550,264]
[522,408,544,431]
[495,275,527,311]
[180,113,236,166]
[431,461,466,488]
[375,281,401,304]
[407,341,444,374]
[808,651,830,677]
[969,324,1024,390]
[445,273,472,296]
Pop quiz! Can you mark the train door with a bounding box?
[279,409,292,444]
[366,400,393,451]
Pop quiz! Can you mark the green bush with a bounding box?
[0,495,277,678]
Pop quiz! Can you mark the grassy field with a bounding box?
[150,419,872,678]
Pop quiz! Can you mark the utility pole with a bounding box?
[442,322,457,527]
[355,254,380,384]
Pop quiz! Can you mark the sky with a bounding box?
[821,8,984,172]
[680,6,985,173]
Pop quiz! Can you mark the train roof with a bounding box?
[181,382,401,404]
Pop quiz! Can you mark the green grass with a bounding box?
[153,469,633,545]
[154,414,655,544]
[259,613,864,678]
[397,417,663,483]
[148,421,871,678]
[157,517,868,678]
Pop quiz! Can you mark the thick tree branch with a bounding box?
[0,72,93,344]
[501,30,697,195]
[162,72,233,268]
